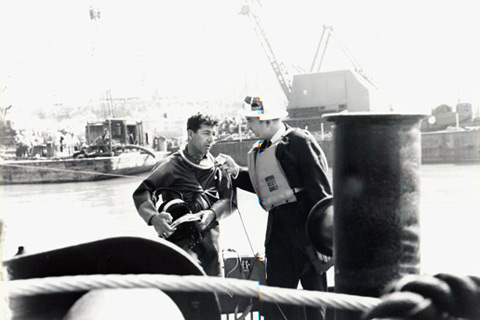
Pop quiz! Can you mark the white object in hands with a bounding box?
[215,154,227,165]
[170,213,201,229]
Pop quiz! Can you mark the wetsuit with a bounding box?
[233,124,333,320]
[133,148,236,276]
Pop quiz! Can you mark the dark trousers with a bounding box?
[263,234,328,319]
[181,225,221,276]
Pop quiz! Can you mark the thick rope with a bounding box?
[2,274,380,312]
[364,273,480,320]
[0,162,143,179]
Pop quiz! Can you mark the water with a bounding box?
[1,164,479,277]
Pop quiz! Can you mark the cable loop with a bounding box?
[363,273,480,320]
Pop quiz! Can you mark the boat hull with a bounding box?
[0,151,168,185]
[4,236,221,320]
[421,129,480,164]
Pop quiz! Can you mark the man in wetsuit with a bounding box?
[132,112,236,276]
[220,95,333,319]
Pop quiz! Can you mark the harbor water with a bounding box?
[1,163,479,278]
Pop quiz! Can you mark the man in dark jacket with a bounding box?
[133,112,236,276]
[220,95,333,319]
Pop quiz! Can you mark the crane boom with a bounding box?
[240,3,292,100]
[310,26,330,72]
[311,25,377,88]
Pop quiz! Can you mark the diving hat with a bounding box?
[240,95,288,120]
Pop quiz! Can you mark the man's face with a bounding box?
[246,117,269,139]
[188,124,217,155]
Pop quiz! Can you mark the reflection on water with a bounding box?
[1,164,479,276]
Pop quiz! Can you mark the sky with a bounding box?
[1,0,480,126]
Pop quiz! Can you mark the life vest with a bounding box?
[247,129,304,211]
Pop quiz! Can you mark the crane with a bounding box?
[239,1,292,100]
[239,3,377,99]
[310,25,377,89]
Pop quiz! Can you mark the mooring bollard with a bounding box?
[324,112,426,320]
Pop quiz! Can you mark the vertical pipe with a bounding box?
[86,123,91,145]
[324,113,426,320]
[108,119,112,153]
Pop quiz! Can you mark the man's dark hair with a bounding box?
[187,112,219,132]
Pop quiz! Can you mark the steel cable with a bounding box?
[3,274,380,312]
[0,162,142,179]
[5,273,480,318]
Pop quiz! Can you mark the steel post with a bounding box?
[324,113,426,320]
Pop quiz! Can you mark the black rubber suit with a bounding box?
[133,149,236,276]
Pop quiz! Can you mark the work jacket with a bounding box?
[234,125,332,251]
